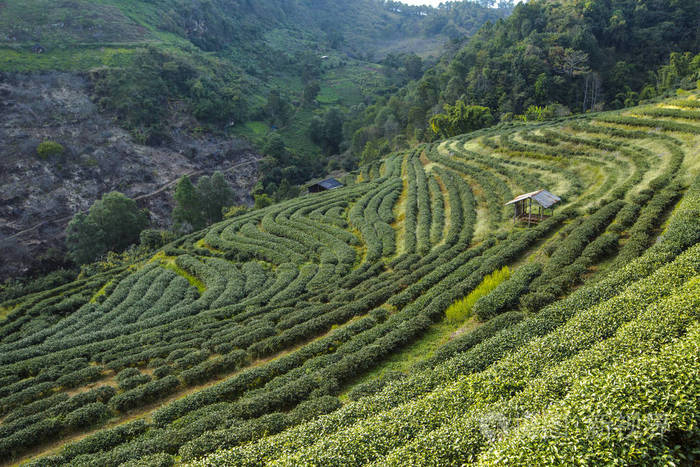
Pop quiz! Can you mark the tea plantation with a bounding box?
[1,95,699,466]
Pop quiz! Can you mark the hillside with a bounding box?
[0,0,506,155]
[0,94,698,465]
[348,0,700,163]
[0,71,260,280]
[0,0,506,279]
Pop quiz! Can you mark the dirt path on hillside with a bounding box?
[7,158,258,241]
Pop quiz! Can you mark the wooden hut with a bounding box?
[308,178,343,193]
[505,189,561,225]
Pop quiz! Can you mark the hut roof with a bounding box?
[308,178,343,190]
[505,189,561,209]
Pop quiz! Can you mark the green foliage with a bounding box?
[172,176,204,233]
[320,108,345,155]
[303,81,321,106]
[172,172,234,234]
[36,141,65,160]
[91,47,246,144]
[66,192,149,265]
[223,206,250,219]
[197,172,235,225]
[445,266,511,323]
[253,194,274,210]
[0,269,77,303]
[656,51,700,93]
[521,104,570,121]
[3,97,700,466]
[360,139,390,166]
[109,376,180,413]
[347,0,699,157]
[473,263,542,321]
[429,101,494,138]
[139,230,176,251]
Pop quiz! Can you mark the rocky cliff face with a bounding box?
[0,72,260,279]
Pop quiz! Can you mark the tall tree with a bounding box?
[430,101,494,138]
[197,171,234,224]
[303,81,321,106]
[173,175,204,233]
[549,47,590,78]
[322,108,344,155]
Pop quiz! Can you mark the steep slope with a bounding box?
[347,0,700,163]
[0,72,259,279]
[0,94,698,465]
[0,0,506,278]
[0,0,506,150]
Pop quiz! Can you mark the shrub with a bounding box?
[59,419,148,462]
[119,374,152,391]
[56,365,104,389]
[140,230,176,250]
[109,376,180,413]
[63,402,111,430]
[116,367,142,381]
[347,371,406,401]
[36,141,65,159]
[66,192,150,265]
[120,453,174,467]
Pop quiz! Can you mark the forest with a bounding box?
[344,0,700,168]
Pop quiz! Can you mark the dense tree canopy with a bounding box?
[429,101,493,139]
[66,192,149,264]
[343,0,699,160]
[173,176,205,233]
[173,172,235,233]
[197,172,235,225]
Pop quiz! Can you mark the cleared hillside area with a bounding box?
[1,95,699,466]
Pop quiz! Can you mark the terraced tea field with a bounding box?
[1,96,699,466]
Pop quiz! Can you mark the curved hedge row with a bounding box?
[473,263,542,321]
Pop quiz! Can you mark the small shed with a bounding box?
[308,178,344,193]
[505,189,561,225]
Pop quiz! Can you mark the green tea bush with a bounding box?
[63,402,111,430]
[109,376,180,413]
[473,263,542,320]
[119,374,152,391]
[120,453,174,467]
[482,320,700,465]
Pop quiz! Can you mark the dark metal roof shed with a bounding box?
[317,178,343,190]
[308,178,344,193]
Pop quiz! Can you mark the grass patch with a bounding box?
[445,266,511,323]
[391,155,409,254]
[153,255,206,294]
[89,280,114,304]
[0,46,138,72]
